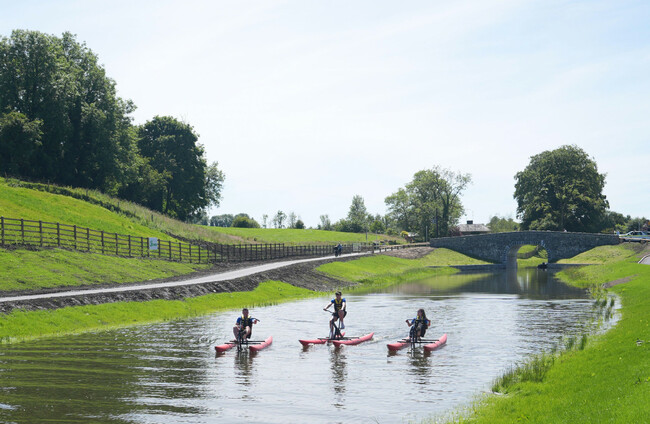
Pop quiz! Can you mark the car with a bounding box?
[621,231,650,238]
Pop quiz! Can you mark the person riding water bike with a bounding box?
[324,291,346,337]
[406,308,430,342]
[233,308,259,342]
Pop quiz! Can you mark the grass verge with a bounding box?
[441,243,650,423]
[0,247,212,291]
[0,281,317,343]
[0,248,480,343]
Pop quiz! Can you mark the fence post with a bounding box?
[21,219,25,244]
[74,225,77,250]
[56,222,60,246]
[0,216,3,245]
[128,235,131,257]
[169,240,172,260]
[40,221,43,247]
[87,228,90,251]
[115,233,118,255]
[101,231,105,254]
[189,244,192,263]
[179,242,182,261]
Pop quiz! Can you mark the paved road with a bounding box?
[640,255,650,265]
[0,252,369,304]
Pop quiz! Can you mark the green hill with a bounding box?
[0,178,402,245]
[0,177,403,292]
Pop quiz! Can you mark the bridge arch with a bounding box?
[430,231,618,266]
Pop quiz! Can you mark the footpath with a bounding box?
[0,252,370,314]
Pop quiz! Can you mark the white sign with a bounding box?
[148,237,159,251]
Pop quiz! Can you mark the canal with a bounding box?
[0,268,613,423]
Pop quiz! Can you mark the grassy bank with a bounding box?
[316,248,490,293]
[0,247,212,292]
[445,243,650,423]
[1,178,400,245]
[0,281,316,343]
[0,249,479,343]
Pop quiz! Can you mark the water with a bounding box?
[0,268,612,423]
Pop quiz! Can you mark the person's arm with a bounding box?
[427,319,431,328]
[341,300,346,311]
[406,318,413,326]
[324,301,332,311]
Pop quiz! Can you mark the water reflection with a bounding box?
[233,350,256,386]
[381,267,586,299]
[329,347,348,405]
[407,349,433,384]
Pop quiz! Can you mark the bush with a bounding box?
[231,216,260,228]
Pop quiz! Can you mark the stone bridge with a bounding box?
[429,231,619,265]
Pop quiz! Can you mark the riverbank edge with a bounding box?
[0,248,459,344]
[439,244,650,423]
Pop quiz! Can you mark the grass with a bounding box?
[207,226,403,245]
[441,243,650,423]
[0,247,212,292]
[0,247,486,343]
[0,281,317,343]
[1,177,401,245]
[316,248,489,293]
[0,179,170,240]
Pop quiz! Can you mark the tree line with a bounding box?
[2,32,644,237]
[208,145,646,239]
[0,30,224,221]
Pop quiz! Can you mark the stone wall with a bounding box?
[430,231,619,264]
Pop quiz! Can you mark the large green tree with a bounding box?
[386,166,471,238]
[514,145,608,232]
[136,116,223,221]
[0,30,138,192]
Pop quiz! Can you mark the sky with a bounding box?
[2,0,649,228]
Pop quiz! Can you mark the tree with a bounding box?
[0,111,42,176]
[294,219,306,229]
[514,145,608,232]
[345,195,368,233]
[232,214,260,228]
[287,212,298,228]
[386,166,471,238]
[210,214,234,227]
[0,30,139,192]
[137,116,223,221]
[369,214,386,234]
[204,162,225,209]
[319,214,332,231]
[272,210,286,228]
[385,188,413,232]
[487,215,519,233]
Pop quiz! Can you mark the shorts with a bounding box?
[332,310,347,319]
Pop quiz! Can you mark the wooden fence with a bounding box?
[0,216,425,264]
